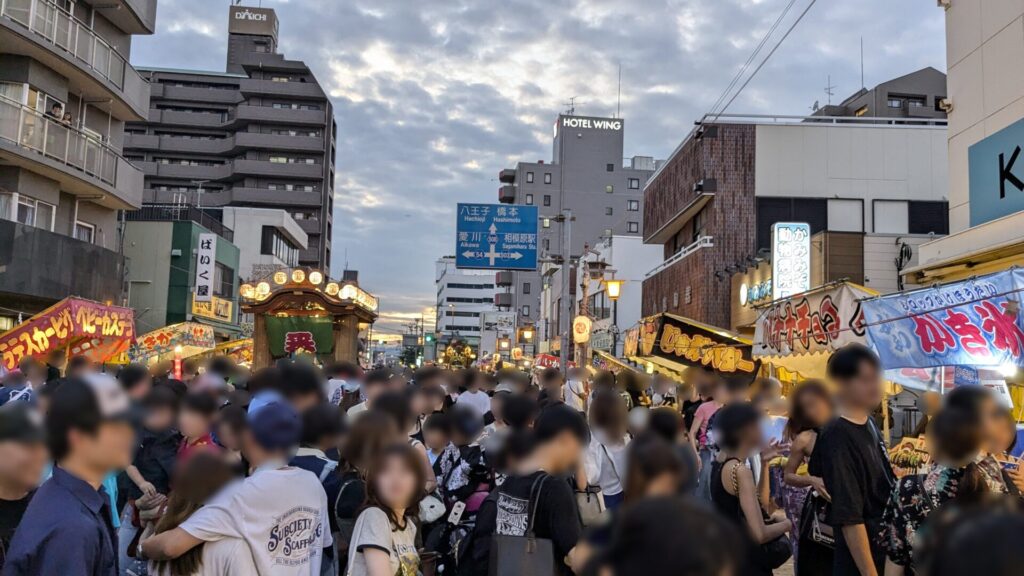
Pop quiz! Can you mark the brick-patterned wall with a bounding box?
[641,124,757,329]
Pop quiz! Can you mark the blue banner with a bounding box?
[863,268,1024,369]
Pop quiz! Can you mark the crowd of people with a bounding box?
[0,343,1021,575]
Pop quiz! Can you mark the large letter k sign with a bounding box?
[1000,145,1024,199]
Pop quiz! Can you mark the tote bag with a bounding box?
[488,474,556,576]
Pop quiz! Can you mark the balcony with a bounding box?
[124,205,234,242]
[296,218,321,234]
[230,105,326,127]
[150,83,242,104]
[147,109,228,128]
[144,187,326,208]
[238,79,326,100]
[645,236,714,279]
[0,218,125,306]
[140,161,232,181]
[81,0,156,34]
[0,96,142,208]
[233,159,323,180]
[498,168,515,184]
[125,132,325,157]
[1,0,151,119]
[498,184,515,204]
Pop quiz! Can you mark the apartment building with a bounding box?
[0,0,156,328]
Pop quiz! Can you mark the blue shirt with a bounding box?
[3,467,118,576]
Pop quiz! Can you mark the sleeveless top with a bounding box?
[710,458,744,523]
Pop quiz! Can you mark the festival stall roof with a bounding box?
[627,313,761,383]
[752,281,878,379]
[0,297,134,370]
[130,322,216,364]
[592,349,644,375]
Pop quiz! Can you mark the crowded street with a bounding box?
[1,0,1024,575]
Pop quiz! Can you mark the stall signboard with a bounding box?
[623,327,640,357]
[753,283,873,358]
[886,366,1014,407]
[191,296,234,323]
[639,315,761,378]
[131,322,216,361]
[194,233,217,303]
[863,269,1024,369]
[265,316,334,357]
[0,298,134,370]
[771,222,811,300]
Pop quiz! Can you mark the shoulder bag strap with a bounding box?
[526,473,550,538]
[725,458,742,495]
[599,442,622,483]
[866,418,897,487]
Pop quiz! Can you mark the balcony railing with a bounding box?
[0,95,119,186]
[644,236,714,279]
[124,204,234,242]
[1,0,129,90]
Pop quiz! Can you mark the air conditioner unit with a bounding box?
[938,98,953,113]
[937,0,951,9]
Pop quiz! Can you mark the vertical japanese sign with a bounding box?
[194,233,217,303]
[863,269,1024,369]
[772,222,811,301]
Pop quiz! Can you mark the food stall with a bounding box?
[0,297,135,370]
[626,313,761,383]
[129,322,216,366]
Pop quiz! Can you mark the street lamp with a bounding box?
[602,278,625,357]
[604,279,625,301]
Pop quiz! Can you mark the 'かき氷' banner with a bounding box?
[862,268,1024,369]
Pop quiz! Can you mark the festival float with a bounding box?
[239,268,378,369]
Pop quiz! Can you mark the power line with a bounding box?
[709,0,819,124]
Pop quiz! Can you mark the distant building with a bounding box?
[434,256,498,355]
[811,67,948,121]
[124,5,336,274]
[643,70,949,329]
[0,0,157,328]
[498,115,659,356]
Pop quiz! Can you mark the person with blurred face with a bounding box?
[0,405,47,571]
[564,368,589,414]
[815,344,894,576]
[345,444,425,576]
[944,386,1015,494]
[347,369,392,420]
[176,393,219,463]
[474,404,590,575]
[117,364,152,402]
[5,374,136,575]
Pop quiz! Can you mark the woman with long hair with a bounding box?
[577,389,631,510]
[780,380,834,574]
[346,443,427,576]
[145,453,254,575]
[881,405,994,575]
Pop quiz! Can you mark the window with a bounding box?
[526,172,534,183]
[16,198,55,231]
[521,305,530,317]
[691,208,706,244]
[606,185,614,194]
[755,197,828,251]
[543,238,550,251]
[214,263,235,297]
[522,282,531,294]
[873,200,909,234]
[606,163,614,172]
[271,76,290,83]
[887,98,903,109]
[544,173,552,184]
[628,178,640,190]
[543,195,551,207]
[260,226,300,265]
[0,193,11,221]
[605,207,613,216]
[854,106,868,117]
[907,98,926,108]
[827,199,864,232]
[525,194,534,205]
[908,201,949,235]
[73,221,95,243]
[627,200,639,211]
[627,221,639,233]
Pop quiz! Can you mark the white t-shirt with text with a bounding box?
[456,390,491,418]
[180,466,332,576]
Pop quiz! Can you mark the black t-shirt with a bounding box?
[682,397,706,431]
[475,471,580,576]
[126,427,181,500]
[813,417,895,576]
[0,491,34,570]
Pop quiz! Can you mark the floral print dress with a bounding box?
[881,459,1007,569]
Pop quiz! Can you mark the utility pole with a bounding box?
[560,208,573,376]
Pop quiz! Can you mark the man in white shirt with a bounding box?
[346,368,392,420]
[563,368,589,414]
[456,369,491,419]
[143,400,332,575]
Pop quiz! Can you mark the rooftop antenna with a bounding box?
[825,75,836,105]
[860,37,865,89]
[565,96,577,116]
[616,63,622,119]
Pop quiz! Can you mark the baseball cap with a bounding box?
[494,382,515,394]
[248,400,301,451]
[0,404,44,444]
[247,389,284,417]
[81,372,133,421]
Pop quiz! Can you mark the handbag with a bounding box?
[727,460,792,570]
[489,474,556,576]
[799,490,835,548]
[576,442,621,527]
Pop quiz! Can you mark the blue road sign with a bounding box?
[456,203,538,270]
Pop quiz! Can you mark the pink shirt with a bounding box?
[694,401,721,449]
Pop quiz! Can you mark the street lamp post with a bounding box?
[604,278,625,357]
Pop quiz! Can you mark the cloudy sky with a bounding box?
[132,0,946,336]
